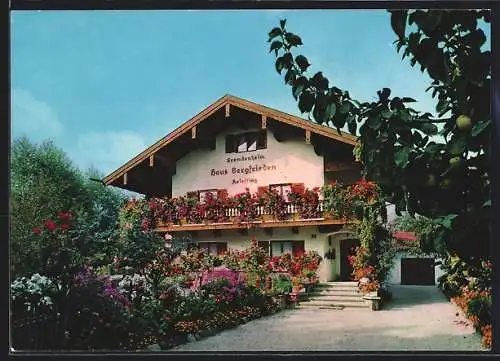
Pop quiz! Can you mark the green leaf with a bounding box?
[367,114,382,130]
[395,147,410,167]
[292,76,308,100]
[389,10,408,41]
[347,117,357,135]
[310,72,329,90]
[436,99,450,115]
[282,53,293,67]
[269,40,283,54]
[377,88,391,102]
[275,57,284,74]
[402,97,417,103]
[415,122,438,136]
[295,55,310,72]
[483,200,491,208]
[339,101,352,114]
[471,119,491,137]
[268,27,282,39]
[381,109,393,119]
[285,33,303,46]
[437,214,458,229]
[325,102,337,120]
[284,69,296,85]
[298,91,315,113]
[280,19,287,29]
[447,135,467,155]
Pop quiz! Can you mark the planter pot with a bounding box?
[262,214,274,222]
[279,294,288,309]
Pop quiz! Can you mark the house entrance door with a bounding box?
[340,238,360,281]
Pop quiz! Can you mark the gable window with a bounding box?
[226,130,267,153]
[269,183,292,202]
[198,242,227,255]
[270,240,305,257]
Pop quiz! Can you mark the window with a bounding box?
[258,241,270,253]
[225,130,267,153]
[270,241,305,257]
[198,242,227,255]
[199,189,218,203]
[269,183,292,201]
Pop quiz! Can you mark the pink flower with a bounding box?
[32,227,41,235]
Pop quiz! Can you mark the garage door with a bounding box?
[401,258,435,285]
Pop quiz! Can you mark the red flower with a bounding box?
[57,212,73,223]
[44,219,57,232]
[60,223,70,232]
[32,227,41,235]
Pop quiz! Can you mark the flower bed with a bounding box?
[11,211,322,351]
[451,284,492,349]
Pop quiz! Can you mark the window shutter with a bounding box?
[291,183,305,194]
[258,241,270,253]
[257,186,268,196]
[225,135,235,153]
[216,242,227,255]
[217,189,228,199]
[257,130,267,149]
[292,241,305,256]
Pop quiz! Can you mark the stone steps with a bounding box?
[307,289,360,297]
[297,282,371,310]
[305,295,364,302]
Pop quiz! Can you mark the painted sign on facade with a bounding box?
[171,128,324,197]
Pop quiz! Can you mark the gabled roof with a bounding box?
[103,94,358,192]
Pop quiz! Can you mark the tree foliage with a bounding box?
[267,10,490,261]
[10,136,125,277]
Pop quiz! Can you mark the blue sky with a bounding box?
[10,10,491,176]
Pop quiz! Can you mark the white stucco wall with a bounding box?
[387,252,446,285]
[172,126,324,197]
[190,226,334,282]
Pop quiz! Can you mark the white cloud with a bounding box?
[11,88,63,141]
[74,131,147,175]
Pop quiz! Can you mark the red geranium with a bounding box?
[44,219,57,232]
[60,223,70,232]
[32,227,41,235]
[57,212,73,223]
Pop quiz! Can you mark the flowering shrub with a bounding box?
[261,188,289,221]
[321,182,351,218]
[232,189,262,223]
[267,251,322,289]
[452,283,492,349]
[288,187,321,219]
[11,274,57,313]
[202,191,231,223]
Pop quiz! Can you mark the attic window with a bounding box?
[226,130,267,153]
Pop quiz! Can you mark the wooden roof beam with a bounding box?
[261,115,267,129]
[305,129,311,144]
[191,125,197,139]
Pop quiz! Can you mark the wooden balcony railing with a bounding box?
[154,200,348,231]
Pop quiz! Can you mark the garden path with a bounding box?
[171,285,486,351]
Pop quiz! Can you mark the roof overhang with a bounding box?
[103,94,359,196]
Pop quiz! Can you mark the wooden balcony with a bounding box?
[154,200,350,232]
